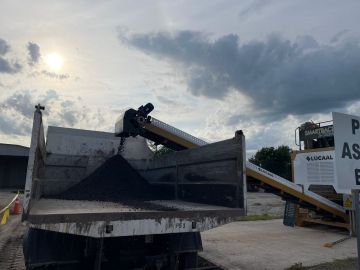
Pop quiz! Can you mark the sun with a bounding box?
[46,53,63,70]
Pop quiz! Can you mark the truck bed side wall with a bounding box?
[22,110,46,222]
[137,131,247,209]
[42,126,154,194]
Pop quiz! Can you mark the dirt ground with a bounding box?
[247,192,286,216]
[201,192,357,270]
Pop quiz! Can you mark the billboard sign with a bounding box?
[333,112,360,189]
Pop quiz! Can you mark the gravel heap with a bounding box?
[45,154,176,211]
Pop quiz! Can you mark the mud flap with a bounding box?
[23,228,84,269]
[283,201,296,227]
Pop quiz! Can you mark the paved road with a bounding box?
[0,191,27,270]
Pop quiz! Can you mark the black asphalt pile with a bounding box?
[45,155,177,211]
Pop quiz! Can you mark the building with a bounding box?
[0,144,29,189]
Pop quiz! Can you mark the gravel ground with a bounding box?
[0,191,27,270]
[247,191,286,216]
[200,218,357,270]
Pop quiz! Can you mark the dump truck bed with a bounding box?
[22,109,246,238]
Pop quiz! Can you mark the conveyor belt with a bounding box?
[144,117,208,149]
[150,117,208,146]
[246,162,347,222]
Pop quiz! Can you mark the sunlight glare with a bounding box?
[46,53,63,70]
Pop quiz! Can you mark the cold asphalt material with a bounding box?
[45,154,177,211]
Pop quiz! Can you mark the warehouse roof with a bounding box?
[0,143,29,157]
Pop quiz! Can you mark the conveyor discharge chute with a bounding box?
[115,103,207,151]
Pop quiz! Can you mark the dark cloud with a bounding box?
[0,116,23,135]
[156,96,181,106]
[0,90,118,137]
[4,90,35,117]
[2,90,58,118]
[0,38,21,73]
[0,89,62,135]
[0,56,22,73]
[0,38,10,55]
[41,70,69,79]
[330,30,348,43]
[60,110,77,126]
[61,100,75,107]
[238,0,271,19]
[27,42,41,66]
[42,89,59,101]
[294,35,319,50]
[118,29,360,121]
[58,106,92,126]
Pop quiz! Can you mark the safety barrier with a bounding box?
[0,192,22,225]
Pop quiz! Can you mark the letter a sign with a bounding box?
[333,112,360,189]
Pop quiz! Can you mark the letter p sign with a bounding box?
[353,119,360,135]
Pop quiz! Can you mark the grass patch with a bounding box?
[240,213,283,221]
[308,257,357,270]
[285,258,358,270]
[284,263,306,270]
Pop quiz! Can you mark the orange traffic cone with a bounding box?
[13,197,20,215]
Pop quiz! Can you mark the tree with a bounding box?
[147,140,176,157]
[249,145,292,181]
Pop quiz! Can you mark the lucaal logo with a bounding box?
[306,155,333,161]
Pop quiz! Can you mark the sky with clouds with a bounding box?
[1,0,360,157]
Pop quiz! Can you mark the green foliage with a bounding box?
[148,140,176,157]
[249,145,292,181]
[307,258,357,270]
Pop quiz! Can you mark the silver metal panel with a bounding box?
[0,144,29,157]
[46,127,153,160]
[46,154,89,167]
[178,160,237,183]
[44,167,86,181]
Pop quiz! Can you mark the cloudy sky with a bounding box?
[1,0,360,157]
